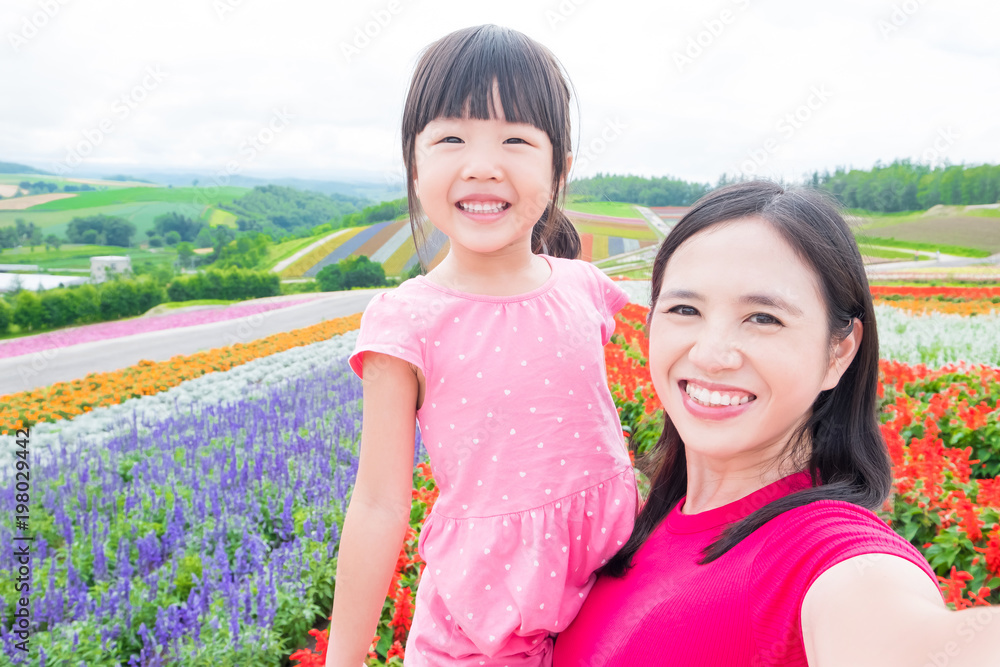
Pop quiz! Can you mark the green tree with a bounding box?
[103,218,136,247]
[12,291,43,331]
[39,289,73,329]
[0,298,12,334]
[315,263,343,292]
[317,255,386,291]
[154,212,204,242]
[28,226,43,251]
[164,230,182,246]
[44,234,62,251]
[176,242,195,269]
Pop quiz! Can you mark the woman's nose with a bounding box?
[688,326,742,374]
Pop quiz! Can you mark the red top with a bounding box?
[552,472,940,666]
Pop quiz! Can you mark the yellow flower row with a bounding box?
[1,314,362,435]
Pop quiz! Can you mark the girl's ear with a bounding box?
[821,318,863,391]
[557,152,573,193]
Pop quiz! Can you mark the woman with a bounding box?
[552,181,1000,666]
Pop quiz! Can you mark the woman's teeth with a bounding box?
[458,201,509,214]
[684,382,754,407]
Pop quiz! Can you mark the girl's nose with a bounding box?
[460,146,504,181]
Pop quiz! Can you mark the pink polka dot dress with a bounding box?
[349,255,640,666]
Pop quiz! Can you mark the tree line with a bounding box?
[815,161,1000,212]
[568,173,711,206]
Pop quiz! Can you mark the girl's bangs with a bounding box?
[413,36,561,138]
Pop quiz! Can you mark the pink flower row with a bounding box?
[0,296,324,360]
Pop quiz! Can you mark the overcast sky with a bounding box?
[1,0,997,187]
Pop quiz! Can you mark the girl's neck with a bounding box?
[423,245,552,297]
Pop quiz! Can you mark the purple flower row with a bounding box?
[0,296,323,360]
[0,357,421,664]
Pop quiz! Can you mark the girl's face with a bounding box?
[648,218,858,471]
[413,100,560,258]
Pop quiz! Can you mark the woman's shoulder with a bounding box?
[764,499,907,547]
[752,499,929,582]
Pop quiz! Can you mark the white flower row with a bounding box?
[617,280,1000,367]
[875,304,1000,367]
[5,331,360,470]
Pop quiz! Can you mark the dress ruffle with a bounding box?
[415,466,638,656]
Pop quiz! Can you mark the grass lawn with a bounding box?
[264,234,326,269]
[27,186,247,211]
[966,208,1000,218]
[1,201,215,238]
[564,201,642,219]
[854,228,995,257]
[156,299,235,309]
[0,244,177,270]
[206,208,239,227]
[856,244,926,260]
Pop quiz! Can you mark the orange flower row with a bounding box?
[874,297,999,316]
[0,314,362,435]
[871,285,1000,300]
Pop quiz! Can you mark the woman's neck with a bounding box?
[680,453,805,515]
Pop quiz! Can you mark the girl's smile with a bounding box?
[413,104,565,260]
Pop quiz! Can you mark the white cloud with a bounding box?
[1,0,997,184]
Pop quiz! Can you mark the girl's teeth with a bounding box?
[460,202,506,213]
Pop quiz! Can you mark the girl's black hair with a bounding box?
[602,180,891,576]
[401,24,580,265]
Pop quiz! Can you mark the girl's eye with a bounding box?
[440,136,462,144]
[749,313,782,326]
[667,305,698,317]
[504,137,527,144]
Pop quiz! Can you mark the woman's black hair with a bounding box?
[602,180,891,576]
[401,24,580,266]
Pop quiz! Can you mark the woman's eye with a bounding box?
[667,305,698,316]
[749,313,782,326]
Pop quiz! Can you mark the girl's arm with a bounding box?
[802,554,1000,667]
[325,352,419,667]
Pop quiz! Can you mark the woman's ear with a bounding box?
[821,318,863,391]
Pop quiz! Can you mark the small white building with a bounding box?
[91,255,132,283]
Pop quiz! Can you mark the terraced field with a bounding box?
[281,207,661,277]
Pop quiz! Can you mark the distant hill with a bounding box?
[121,171,404,201]
[0,161,50,175]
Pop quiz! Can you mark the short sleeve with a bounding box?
[348,291,426,379]
[748,501,940,665]
[579,261,630,345]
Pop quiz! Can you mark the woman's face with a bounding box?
[648,217,856,471]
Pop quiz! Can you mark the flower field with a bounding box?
[2,282,999,666]
[0,296,325,361]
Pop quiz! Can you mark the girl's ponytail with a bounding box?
[532,203,581,260]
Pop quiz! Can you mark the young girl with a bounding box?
[325,25,639,667]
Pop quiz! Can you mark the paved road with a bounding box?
[0,289,380,396]
[866,252,1000,275]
